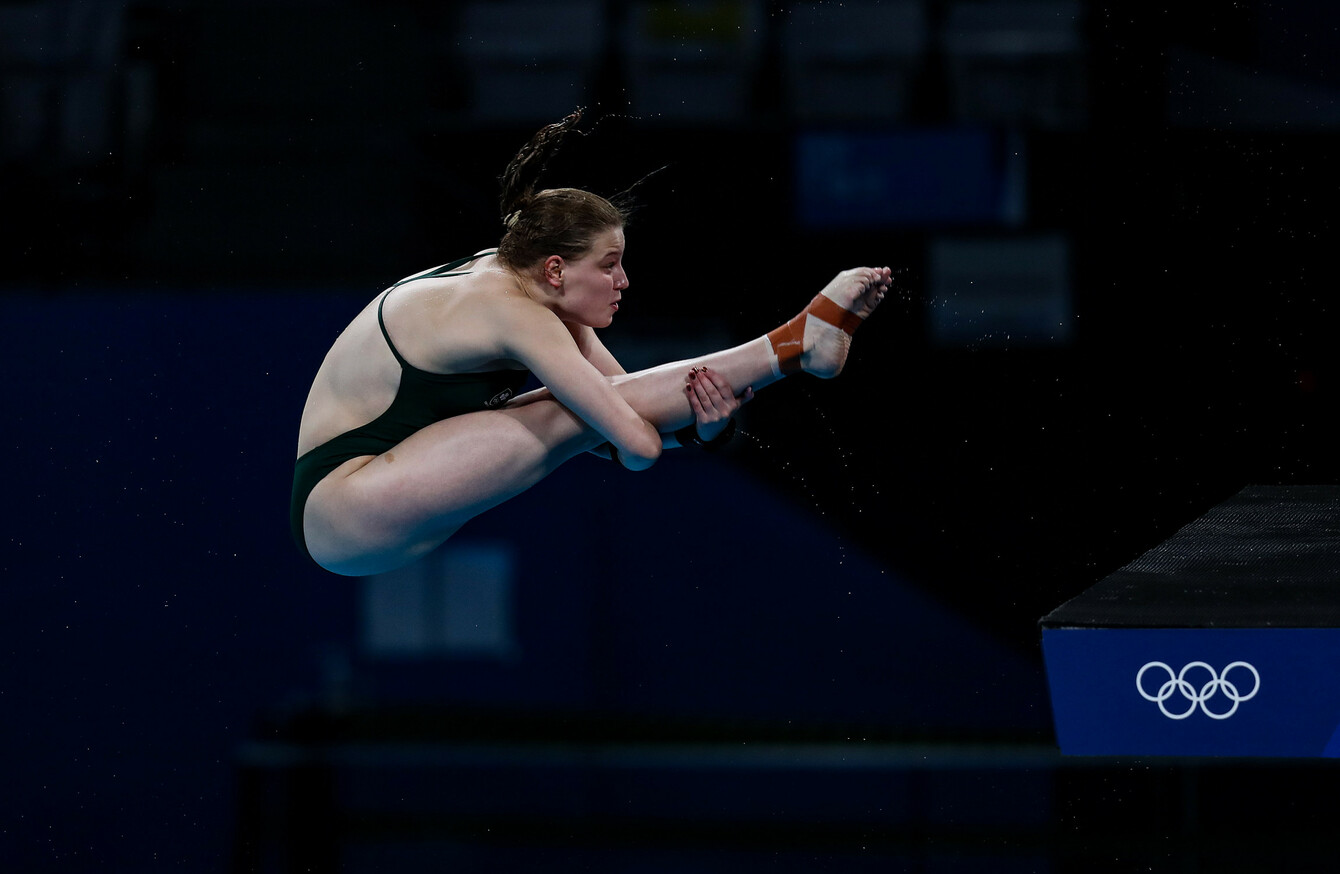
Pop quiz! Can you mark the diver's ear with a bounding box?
[544,255,565,287]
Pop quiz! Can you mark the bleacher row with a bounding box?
[0,0,1089,297]
[0,0,1088,170]
[455,0,1086,127]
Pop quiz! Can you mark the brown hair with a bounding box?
[496,110,629,270]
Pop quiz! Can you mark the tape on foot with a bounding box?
[765,294,864,376]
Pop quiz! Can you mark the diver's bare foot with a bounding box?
[767,267,892,379]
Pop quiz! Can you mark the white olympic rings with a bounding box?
[1136,661,1260,720]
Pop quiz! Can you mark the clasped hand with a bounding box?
[685,366,752,442]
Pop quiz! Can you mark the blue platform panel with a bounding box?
[1044,626,1340,757]
[1041,485,1340,757]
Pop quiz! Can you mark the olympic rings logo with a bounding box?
[1136,661,1260,720]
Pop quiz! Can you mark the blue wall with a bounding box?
[2,290,1048,872]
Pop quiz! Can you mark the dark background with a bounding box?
[4,1,1339,871]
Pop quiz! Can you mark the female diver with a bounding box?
[292,112,892,576]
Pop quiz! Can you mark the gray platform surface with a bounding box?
[1041,485,1340,628]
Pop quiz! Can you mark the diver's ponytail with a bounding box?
[498,109,585,227]
[496,109,628,270]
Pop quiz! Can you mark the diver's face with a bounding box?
[556,227,628,328]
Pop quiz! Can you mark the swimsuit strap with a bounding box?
[377,290,413,370]
[377,251,500,370]
[388,250,499,289]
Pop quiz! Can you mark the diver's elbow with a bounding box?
[616,429,662,471]
[620,442,661,471]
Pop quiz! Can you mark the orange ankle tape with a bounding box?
[766,294,863,376]
[766,314,805,375]
[807,294,865,335]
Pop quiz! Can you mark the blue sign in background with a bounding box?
[1043,628,1340,757]
[794,128,1023,229]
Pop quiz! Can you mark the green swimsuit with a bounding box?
[290,256,531,564]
